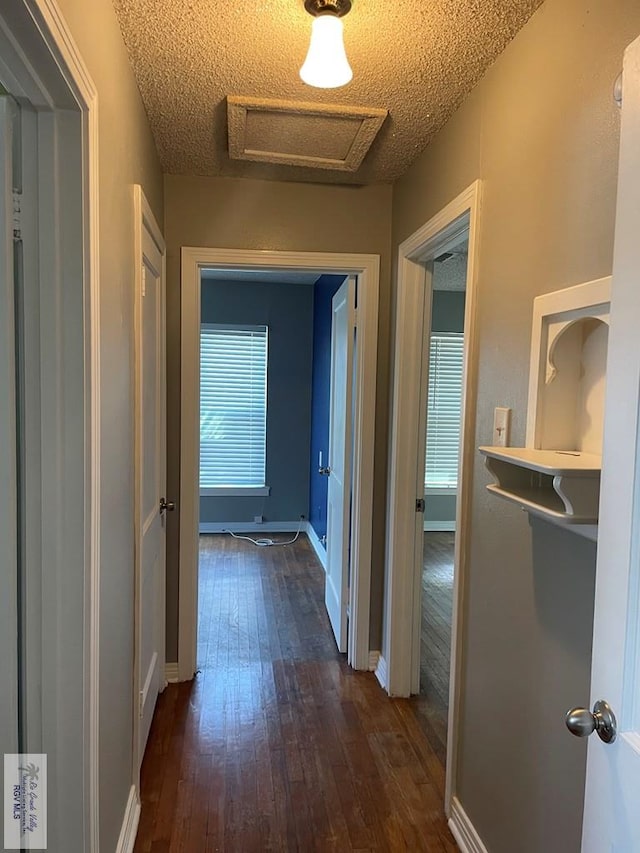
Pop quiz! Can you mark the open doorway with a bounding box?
[195,268,353,666]
[179,247,380,679]
[385,182,481,818]
[415,239,468,763]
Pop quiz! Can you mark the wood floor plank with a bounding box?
[134,533,456,852]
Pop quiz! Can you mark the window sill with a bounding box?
[200,486,271,497]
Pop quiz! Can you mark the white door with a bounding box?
[0,96,20,759]
[579,33,640,851]
[325,276,356,652]
[135,194,167,768]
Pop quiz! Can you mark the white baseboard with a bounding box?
[448,796,488,853]
[374,654,388,690]
[424,521,456,532]
[305,521,327,570]
[200,520,303,534]
[115,785,140,853]
[165,662,179,683]
[368,650,380,671]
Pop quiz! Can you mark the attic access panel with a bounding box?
[227,95,387,172]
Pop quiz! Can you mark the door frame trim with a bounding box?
[385,180,482,814]
[0,1,100,848]
[179,247,380,678]
[132,184,166,787]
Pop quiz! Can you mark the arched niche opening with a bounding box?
[539,316,609,455]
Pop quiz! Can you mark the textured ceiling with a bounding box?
[113,0,544,185]
[433,252,468,292]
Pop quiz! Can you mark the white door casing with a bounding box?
[179,248,379,677]
[581,34,640,851]
[384,181,482,819]
[134,186,167,774]
[0,3,101,848]
[325,276,356,652]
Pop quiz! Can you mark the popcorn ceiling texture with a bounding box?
[113,0,544,185]
[433,251,468,292]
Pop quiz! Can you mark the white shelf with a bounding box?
[481,278,610,536]
[479,446,601,525]
[480,446,601,474]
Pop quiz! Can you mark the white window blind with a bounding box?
[425,332,464,489]
[200,324,268,489]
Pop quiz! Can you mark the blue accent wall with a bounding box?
[309,275,347,544]
[200,278,314,525]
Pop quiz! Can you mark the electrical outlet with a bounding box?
[254,515,263,524]
[493,407,511,447]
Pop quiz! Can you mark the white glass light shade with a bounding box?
[299,14,352,89]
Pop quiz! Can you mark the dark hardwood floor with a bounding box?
[412,532,455,768]
[134,533,456,852]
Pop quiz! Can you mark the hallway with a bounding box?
[134,534,456,851]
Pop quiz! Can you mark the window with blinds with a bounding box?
[425,332,464,490]
[200,324,268,491]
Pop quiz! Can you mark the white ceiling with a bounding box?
[112,0,543,185]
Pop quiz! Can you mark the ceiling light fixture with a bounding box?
[300,0,353,89]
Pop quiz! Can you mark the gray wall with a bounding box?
[431,289,466,332]
[425,290,466,526]
[199,278,313,524]
[391,0,640,849]
[52,0,164,849]
[164,175,393,659]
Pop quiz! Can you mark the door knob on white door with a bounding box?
[565,699,617,743]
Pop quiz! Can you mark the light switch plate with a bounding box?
[493,407,511,447]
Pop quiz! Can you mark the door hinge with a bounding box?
[139,690,144,718]
[415,498,425,513]
[141,264,146,297]
[614,71,623,108]
[12,190,22,241]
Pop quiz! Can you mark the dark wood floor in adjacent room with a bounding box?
[415,532,455,768]
[134,533,456,852]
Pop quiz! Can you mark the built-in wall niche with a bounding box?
[527,278,610,455]
[480,276,611,536]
